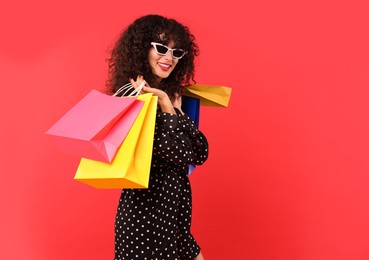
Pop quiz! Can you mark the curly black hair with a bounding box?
[106,14,199,100]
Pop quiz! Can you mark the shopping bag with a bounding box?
[182,84,232,107]
[181,96,201,176]
[45,89,144,162]
[182,95,200,127]
[182,85,232,175]
[74,93,158,189]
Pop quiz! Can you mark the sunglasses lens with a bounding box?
[172,49,185,58]
[155,44,168,55]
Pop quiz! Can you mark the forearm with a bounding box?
[153,112,208,166]
[158,96,176,114]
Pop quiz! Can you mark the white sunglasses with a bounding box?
[150,42,187,59]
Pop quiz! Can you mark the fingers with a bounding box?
[129,76,142,88]
[129,78,137,88]
[129,76,147,94]
[136,75,143,85]
[141,81,151,94]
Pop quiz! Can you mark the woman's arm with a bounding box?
[153,110,208,166]
[130,76,208,166]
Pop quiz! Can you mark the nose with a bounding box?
[164,50,173,61]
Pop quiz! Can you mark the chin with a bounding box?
[156,73,170,80]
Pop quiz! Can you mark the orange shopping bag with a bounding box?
[182,84,232,107]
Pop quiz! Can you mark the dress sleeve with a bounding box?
[153,111,208,166]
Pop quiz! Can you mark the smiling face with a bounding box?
[148,40,179,83]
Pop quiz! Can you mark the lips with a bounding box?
[158,62,171,71]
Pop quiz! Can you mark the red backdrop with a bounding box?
[1,0,368,259]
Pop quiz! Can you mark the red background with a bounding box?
[1,0,368,259]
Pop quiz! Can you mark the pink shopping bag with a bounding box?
[45,89,144,162]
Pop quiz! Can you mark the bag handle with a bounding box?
[113,81,146,97]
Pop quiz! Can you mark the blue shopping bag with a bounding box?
[182,95,200,127]
[182,95,201,175]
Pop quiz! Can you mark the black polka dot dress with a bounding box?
[114,109,209,260]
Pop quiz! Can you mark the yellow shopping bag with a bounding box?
[74,93,158,189]
[182,84,232,107]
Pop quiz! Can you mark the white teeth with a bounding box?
[158,63,170,68]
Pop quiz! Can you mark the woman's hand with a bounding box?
[130,76,176,114]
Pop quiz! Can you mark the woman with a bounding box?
[107,14,208,260]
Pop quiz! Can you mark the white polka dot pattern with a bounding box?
[114,110,209,259]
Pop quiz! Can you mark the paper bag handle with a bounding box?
[113,81,146,97]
